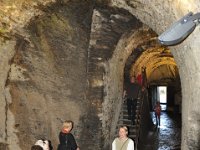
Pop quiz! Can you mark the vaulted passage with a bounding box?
[143,111,181,150]
[0,0,200,150]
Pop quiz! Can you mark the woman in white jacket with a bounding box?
[112,126,134,150]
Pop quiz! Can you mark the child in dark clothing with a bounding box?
[57,120,80,150]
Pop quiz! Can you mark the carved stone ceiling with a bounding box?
[131,46,179,85]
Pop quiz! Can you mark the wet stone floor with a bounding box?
[143,111,181,150]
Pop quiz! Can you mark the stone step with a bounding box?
[119,111,141,117]
[122,108,140,114]
[118,118,132,123]
[121,110,138,115]
[129,134,137,140]
[117,122,137,128]
[115,98,144,146]
[118,118,139,124]
[119,115,140,122]
[122,104,140,110]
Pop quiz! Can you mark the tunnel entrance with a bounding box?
[120,27,182,149]
[150,86,167,111]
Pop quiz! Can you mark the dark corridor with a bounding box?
[143,111,181,150]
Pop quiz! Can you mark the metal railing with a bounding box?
[134,89,148,150]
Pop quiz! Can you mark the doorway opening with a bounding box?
[157,86,167,111]
[150,85,167,111]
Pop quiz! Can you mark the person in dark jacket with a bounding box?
[57,120,80,150]
[124,76,142,125]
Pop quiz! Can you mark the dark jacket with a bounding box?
[57,132,78,150]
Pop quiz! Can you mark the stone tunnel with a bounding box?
[0,0,200,149]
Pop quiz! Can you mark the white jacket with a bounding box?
[112,138,134,150]
[35,139,49,150]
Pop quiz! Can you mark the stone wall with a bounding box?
[0,1,144,149]
[1,1,93,149]
[87,7,142,149]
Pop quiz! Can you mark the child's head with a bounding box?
[62,120,74,132]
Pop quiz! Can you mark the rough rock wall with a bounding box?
[0,0,56,41]
[0,1,56,148]
[0,4,157,149]
[1,1,93,149]
[0,1,144,149]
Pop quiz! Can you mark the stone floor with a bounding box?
[143,111,181,150]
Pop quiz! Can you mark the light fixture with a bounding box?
[158,12,200,46]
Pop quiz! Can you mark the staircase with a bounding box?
[115,90,154,150]
[116,98,143,149]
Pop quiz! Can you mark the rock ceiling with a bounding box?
[132,46,179,85]
[0,0,180,86]
[128,37,179,86]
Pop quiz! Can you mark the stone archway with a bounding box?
[109,1,200,149]
[0,0,200,149]
[103,26,159,149]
